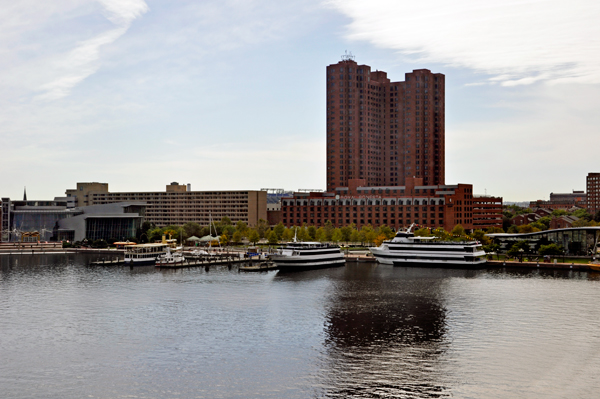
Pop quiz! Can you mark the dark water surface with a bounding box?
[1,254,600,398]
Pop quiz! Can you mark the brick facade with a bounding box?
[326,59,444,191]
[472,196,503,229]
[281,178,473,232]
[587,173,600,215]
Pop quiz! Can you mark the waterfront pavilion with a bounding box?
[486,227,600,256]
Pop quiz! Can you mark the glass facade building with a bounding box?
[487,227,600,256]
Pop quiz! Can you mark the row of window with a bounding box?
[283,199,446,206]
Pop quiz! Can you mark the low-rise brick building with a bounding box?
[550,215,579,229]
[280,177,491,232]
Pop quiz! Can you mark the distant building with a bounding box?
[532,208,553,218]
[529,190,586,210]
[326,57,445,191]
[587,173,600,215]
[472,196,503,230]
[511,213,541,227]
[486,227,600,255]
[280,177,482,232]
[0,197,145,242]
[549,215,579,229]
[65,182,268,227]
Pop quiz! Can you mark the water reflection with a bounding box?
[319,264,466,398]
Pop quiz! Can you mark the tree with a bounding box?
[486,226,504,234]
[340,225,353,242]
[221,216,232,225]
[267,230,279,244]
[297,226,310,242]
[552,209,568,217]
[507,240,530,258]
[530,216,551,231]
[572,218,597,227]
[255,219,270,239]
[323,220,335,241]
[350,229,360,244]
[572,208,592,221]
[92,239,108,248]
[137,221,153,242]
[315,227,327,242]
[378,225,395,240]
[374,233,387,246]
[518,224,540,233]
[451,224,465,237]
[220,233,229,246]
[359,225,375,244]
[236,221,248,235]
[148,227,164,243]
[365,229,377,245]
[163,225,182,241]
[331,228,343,243]
[507,225,519,234]
[471,229,491,245]
[248,228,260,245]
[539,243,563,256]
[282,227,294,242]
[432,227,450,240]
[414,227,431,237]
[223,224,236,237]
[232,230,243,243]
[483,243,500,254]
[594,210,600,223]
[273,222,285,239]
[183,222,202,240]
[307,226,317,240]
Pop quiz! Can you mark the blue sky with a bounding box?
[2,0,599,201]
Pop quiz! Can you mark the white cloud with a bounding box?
[328,0,600,85]
[34,0,148,101]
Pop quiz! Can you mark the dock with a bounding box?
[155,253,250,269]
[344,254,376,262]
[90,258,125,266]
[487,260,595,271]
[239,262,277,271]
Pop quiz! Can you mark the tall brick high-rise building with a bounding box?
[326,55,445,191]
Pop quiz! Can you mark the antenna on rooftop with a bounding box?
[341,50,355,62]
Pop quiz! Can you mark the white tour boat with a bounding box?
[270,241,346,270]
[124,243,169,266]
[156,246,186,266]
[370,225,487,267]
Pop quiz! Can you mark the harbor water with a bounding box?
[1,253,600,398]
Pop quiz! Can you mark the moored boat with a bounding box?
[370,224,486,268]
[156,246,186,266]
[270,242,346,270]
[124,243,169,266]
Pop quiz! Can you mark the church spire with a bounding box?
[23,186,27,201]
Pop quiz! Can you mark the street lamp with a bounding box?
[519,248,524,262]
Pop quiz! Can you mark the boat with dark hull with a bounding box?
[124,243,169,266]
[370,225,486,268]
[270,242,346,270]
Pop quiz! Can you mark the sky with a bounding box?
[1,0,599,202]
